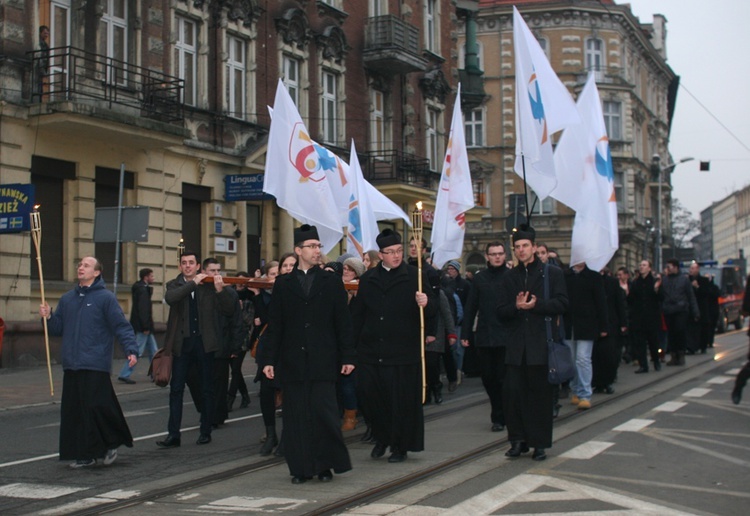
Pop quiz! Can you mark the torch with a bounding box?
[412,202,426,403]
[30,205,54,396]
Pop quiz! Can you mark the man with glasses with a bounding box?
[261,225,355,484]
[461,242,510,432]
[351,229,436,463]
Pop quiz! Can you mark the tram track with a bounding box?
[67,339,746,515]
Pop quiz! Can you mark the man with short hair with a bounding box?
[118,268,158,384]
[498,226,568,461]
[39,257,138,468]
[352,229,436,463]
[461,242,509,432]
[261,225,355,484]
[658,258,699,366]
[157,251,235,448]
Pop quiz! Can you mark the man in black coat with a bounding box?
[498,225,568,461]
[261,225,355,484]
[687,262,714,354]
[593,269,627,394]
[352,229,436,463]
[461,241,509,432]
[563,263,608,410]
[628,260,663,373]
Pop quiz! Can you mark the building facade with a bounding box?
[0,0,484,365]
[457,0,678,272]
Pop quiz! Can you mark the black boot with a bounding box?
[505,441,530,458]
[227,394,236,412]
[273,437,285,457]
[259,426,278,456]
[360,424,374,442]
[433,383,443,405]
[239,393,251,409]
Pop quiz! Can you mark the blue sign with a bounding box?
[0,184,35,233]
[224,174,273,201]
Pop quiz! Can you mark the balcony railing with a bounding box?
[363,15,429,74]
[363,150,437,189]
[28,46,184,122]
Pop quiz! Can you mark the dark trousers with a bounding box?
[503,362,553,449]
[664,312,689,353]
[213,357,230,425]
[259,376,277,427]
[632,329,660,369]
[168,337,215,438]
[476,347,507,425]
[228,351,249,398]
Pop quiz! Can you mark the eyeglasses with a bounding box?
[299,243,323,250]
[487,252,505,257]
[380,247,404,255]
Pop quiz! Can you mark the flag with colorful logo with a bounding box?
[552,73,619,269]
[431,84,475,270]
[513,6,579,200]
[263,79,344,253]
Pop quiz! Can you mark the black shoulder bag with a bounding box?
[544,263,576,385]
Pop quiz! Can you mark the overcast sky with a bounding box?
[624,0,750,219]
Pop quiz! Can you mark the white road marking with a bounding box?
[0,483,86,499]
[446,473,696,515]
[653,401,687,412]
[36,490,139,515]
[197,496,312,512]
[726,368,741,375]
[682,388,711,397]
[706,376,733,384]
[560,441,614,460]
[613,419,654,432]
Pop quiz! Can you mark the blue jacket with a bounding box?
[47,276,137,373]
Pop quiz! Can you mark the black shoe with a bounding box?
[156,436,181,448]
[118,377,136,385]
[317,470,333,482]
[732,389,742,405]
[635,367,649,374]
[371,442,387,459]
[196,434,212,445]
[491,423,505,432]
[226,395,235,412]
[654,361,662,371]
[239,394,251,409]
[532,448,547,461]
[291,475,312,484]
[433,384,443,405]
[505,441,530,458]
[260,426,278,456]
[360,425,374,443]
[604,385,615,395]
[388,451,407,463]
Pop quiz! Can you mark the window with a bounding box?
[614,170,625,213]
[537,37,550,61]
[585,38,604,81]
[321,71,338,144]
[425,0,439,54]
[426,108,440,171]
[465,108,484,148]
[226,35,246,119]
[99,0,128,85]
[370,89,386,152]
[283,56,300,107]
[50,0,71,97]
[175,16,197,105]
[370,0,386,16]
[459,41,484,70]
[634,123,642,162]
[473,179,486,207]
[530,190,554,215]
[603,101,622,140]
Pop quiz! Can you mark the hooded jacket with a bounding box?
[47,275,137,373]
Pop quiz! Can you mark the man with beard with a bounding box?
[461,242,509,432]
[352,229,436,463]
[261,225,355,484]
[498,226,568,461]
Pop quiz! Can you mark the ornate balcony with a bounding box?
[363,16,429,75]
[362,149,437,190]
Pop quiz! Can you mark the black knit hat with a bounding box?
[376,228,401,250]
[512,223,536,244]
[294,224,320,246]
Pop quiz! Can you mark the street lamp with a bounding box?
[651,155,695,272]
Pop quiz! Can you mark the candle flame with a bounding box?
[33,204,41,210]
[416,201,423,211]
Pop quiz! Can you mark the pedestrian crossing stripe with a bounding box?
[0,483,87,499]
[37,489,140,515]
[198,496,313,512]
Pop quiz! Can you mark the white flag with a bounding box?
[263,80,343,253]
[513,6,579,200]
[552,73,619,270]
[431,84,475,270]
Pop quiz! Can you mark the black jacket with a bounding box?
[461,263,508,347]
[351,262,437,366]
[602,274,628,333]
[563,266,608,341]
[261,266,355,383]
[130,280,154,333]
[628,273,661,332]
[497,259,569,366]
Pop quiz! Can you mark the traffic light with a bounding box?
[700,161,710,171]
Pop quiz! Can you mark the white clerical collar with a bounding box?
[381,263,392,272]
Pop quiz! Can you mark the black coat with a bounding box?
[690,273,715,326]
[628,273,661,332]
[129,280,154,333]
[261,266,355,383]
[602,274,628,333]
[497,259,569,366]
[461,263,508,347]
[563,266,608,340]
[351,262,437,366]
